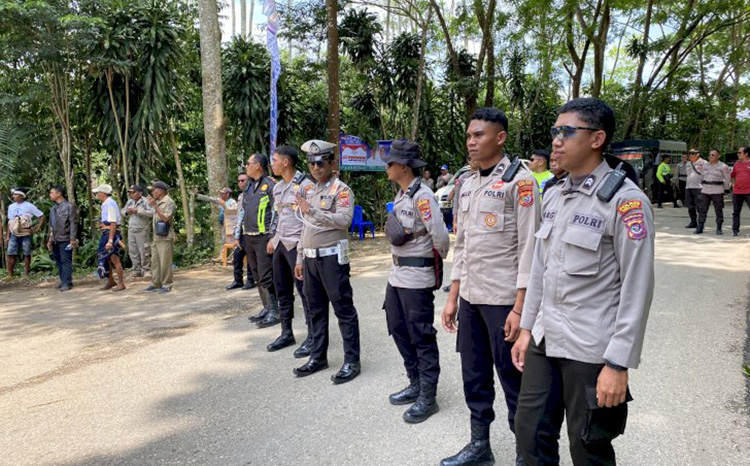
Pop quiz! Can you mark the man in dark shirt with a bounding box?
[47,186,77,291]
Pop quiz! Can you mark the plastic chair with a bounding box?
[386,202,395,213]
[350,205,375,240]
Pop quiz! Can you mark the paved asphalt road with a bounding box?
[1,205,749,466]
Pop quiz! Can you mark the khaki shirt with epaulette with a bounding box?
[389,178,450,289]
[450,157,541,306]
[521,160,654,369]
[297,177,355,264]
[700,161,730,195]
[271,172,315,251]
[685,158,707,189]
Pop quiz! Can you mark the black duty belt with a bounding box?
[392,256,435,268]
[701,181,724,185]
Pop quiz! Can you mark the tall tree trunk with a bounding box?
[249,0,255,38]
[287,0,293,57]
[326,0,340,160]
[385,0,391,41]
[231,0,236,37]
[241,0,247,37]
[168,120,194,247]
[198,0,229,252]
[84,135,95,237]
[591,1,610,98]
[484,31,495,107]
[411,9,433,140]
[624,0,654,138]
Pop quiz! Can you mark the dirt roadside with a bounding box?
[0,236,395,396]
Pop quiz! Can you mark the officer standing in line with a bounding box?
[440,108,541,466]
[226,173,257,290]
[684,148,706,229]
[512,97,655,466]
[265,145,314,353]
[676,153,689,207]
[121,185,153,278]
[383,140,450,424]
[233,154,279,325]
[292,139,361,384]
[695,149,730,235]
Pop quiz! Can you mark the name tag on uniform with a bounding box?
[543,210,556,222]
[570,211,605,233]
[482,188,504,200]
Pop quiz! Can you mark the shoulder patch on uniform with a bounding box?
[261,184,268,192]
[517,181,534,207]
[516,179,533,188]
[623,212,647,240]
[337,189,351,208]
[617,200,642,215]
[417,199,432,221]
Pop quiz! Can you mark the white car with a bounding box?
[433,158,531,211]
[435,165,471,211]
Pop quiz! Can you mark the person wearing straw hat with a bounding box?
[5,188,45,277]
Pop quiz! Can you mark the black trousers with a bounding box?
[732,193,750,232]
[457,298,521,431]
[243,234,274,292]
[516,339,628,466]
[304,255,360,363]
[698,192,724,225]
[52,241,73,287]
[678,180,687,205]
[384,284,440,385]
[685,188,701,222]
[273,243,309,324]
[232,244,254,284]
[656,181,677,207]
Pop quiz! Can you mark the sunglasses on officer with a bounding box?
[308,160,329,168]
[550,125,601,141]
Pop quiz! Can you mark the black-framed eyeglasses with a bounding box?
[308,160,327,168]
[550,125,601,140]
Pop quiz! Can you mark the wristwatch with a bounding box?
[604,360,628,372]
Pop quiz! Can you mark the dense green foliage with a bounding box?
[1,0,749,272]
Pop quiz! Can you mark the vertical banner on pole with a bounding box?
[264,0,280,153]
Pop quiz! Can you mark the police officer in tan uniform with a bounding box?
[266,145,315,355]
[440,108,541,466]
[512,98,655,466]
[684,148,707,229]
[696,149,730,235]
[383,140,450,424]
[293,140,362,384]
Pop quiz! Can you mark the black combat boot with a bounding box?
[694,222,704,234]
[248,286,270,322]
[388,375,420,405]
[685,219,697,228]
[716,222,723,235]
[403,380,439,424]
[257,292,280,328]
[293,334,313,358]
[440,423,494,466]
[267,320,295,352]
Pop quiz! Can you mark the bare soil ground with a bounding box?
[0,235,394,396]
